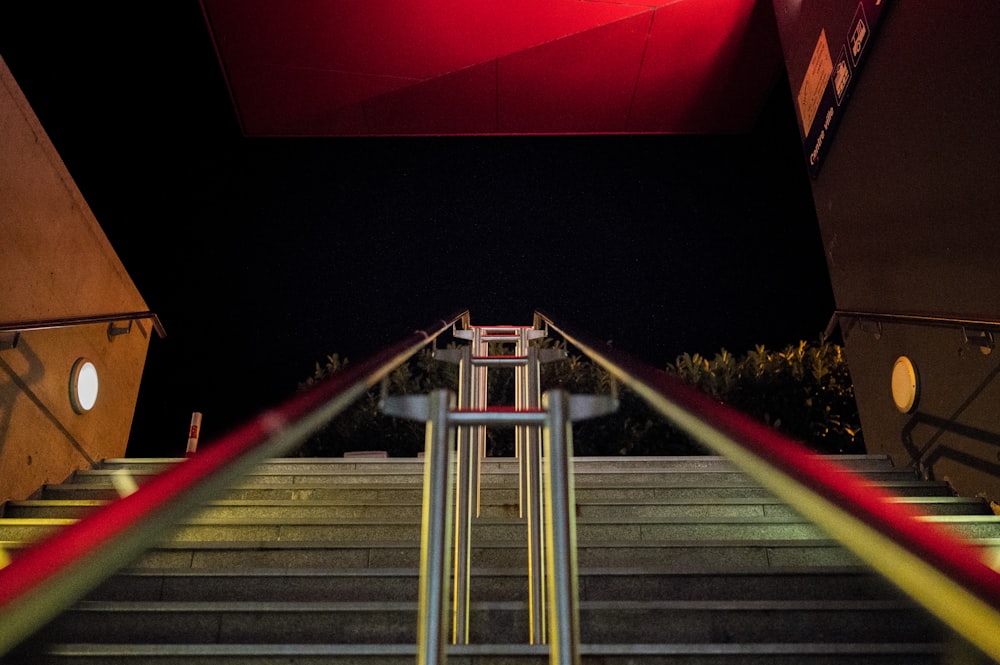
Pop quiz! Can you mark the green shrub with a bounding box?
[666,340,864,454]
[293,338,863,457]
[292,347,457,458]
[535,339,705,457]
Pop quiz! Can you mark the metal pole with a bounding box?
[453,348,473,644]
[417,389,456,665]
[474,329,488,517]
[542,389,580,665]
[526,345,546,644]
[469,328,489,517]
[515,328,527,518]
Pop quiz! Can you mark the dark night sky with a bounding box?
[0,3,835,456]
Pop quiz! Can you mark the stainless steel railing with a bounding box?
[534,309,1000,661]
[384,385,612,665]
[7,305,999,661]
[387,322,613,665]
[823,308,1000,345]
[0,309,469,655]
[0,310,167,339]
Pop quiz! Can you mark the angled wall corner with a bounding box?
[0,55,152,502]
[771,1,1000,502]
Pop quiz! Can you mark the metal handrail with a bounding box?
[824,309,1000,341]
[446,325,549,647]
[0,311,168,339]
[0,309,470,655]
[388,384,583,665]
[534,309,1000,661]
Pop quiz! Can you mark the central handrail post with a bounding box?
[472,327,488,517]
[515,328,527,517]
[452,347,474,644]
[517,326,550,521]
[526,343,546,645]
[417,389,457,665]
[542,388,581,665]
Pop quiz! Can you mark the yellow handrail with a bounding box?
[0,309,470,655]
[534,309,1000,661]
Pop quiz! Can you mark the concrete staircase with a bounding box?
[2,454,999,664]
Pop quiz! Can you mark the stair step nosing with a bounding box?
[70,599,917,611]
[4,514,996,527]
[38,642,946,657]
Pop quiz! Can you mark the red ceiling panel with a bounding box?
[228,62,406,136]
[365,60,499,136]
[199,0,783,136]
[485,0,651,56]
[497,13,652,134]
[629,0,782,133]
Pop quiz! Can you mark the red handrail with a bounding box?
[534,309,1000,660]
[0,309,470,655]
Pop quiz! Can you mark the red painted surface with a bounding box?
[198,0,784,136]
[628,0,784,132]
[497,12,652,134]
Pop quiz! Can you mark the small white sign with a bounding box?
[849,3,871,66]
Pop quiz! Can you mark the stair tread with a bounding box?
[3,454,985,664]
[10,536,1000,549]
[35,641,949,655]
[70,598,920,610]
[14,494,983,505]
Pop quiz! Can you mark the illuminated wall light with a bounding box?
[891,356,919,414]
[70,358,99,414]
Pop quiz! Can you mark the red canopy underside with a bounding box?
[199,0,784,137]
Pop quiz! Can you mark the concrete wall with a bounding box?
[772,1,1000,502]
[0,56,151,502]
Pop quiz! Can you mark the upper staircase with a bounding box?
[3,310,999,664]
[2,452,998,664]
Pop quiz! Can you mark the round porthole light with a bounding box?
[890,356,918,414]
[70,358,99,414]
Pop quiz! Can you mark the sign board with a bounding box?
[796,0,890,178]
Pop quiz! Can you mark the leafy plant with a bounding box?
[535,339,704,457]
[666,339,863,454]
[293,337,863,457]
[292,346,458,458]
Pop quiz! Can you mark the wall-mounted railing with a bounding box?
[0,309,470,655]
[0,310,168,341]
[824,309,1000,346]
[534,309,1000,662]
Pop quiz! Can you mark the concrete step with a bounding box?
[95,455,902,474]
[82,567,911,603]
[31,599,948,645]
[4,513,999,544]
[6,495,990,520]
[2,454,989,665]
[67,467,922,488]
[6,537,999,571]
[36,478,957,502]
[3,641,962,665]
